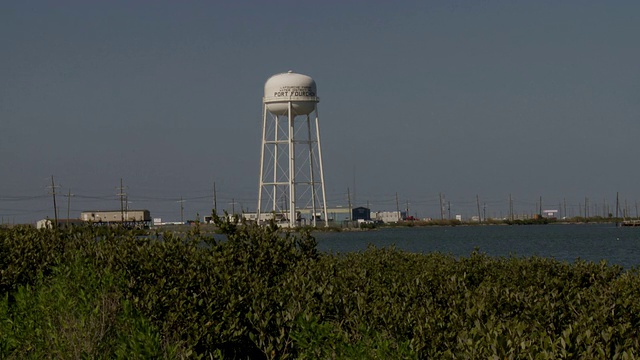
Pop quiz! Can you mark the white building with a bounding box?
[371,211,405,223]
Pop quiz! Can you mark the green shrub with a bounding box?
[0,226,65,295]
[0,253,169,359]
[2,221,640,358]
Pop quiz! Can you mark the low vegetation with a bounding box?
[2,217,640,358]
[375,215,630,228]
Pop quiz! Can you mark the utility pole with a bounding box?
[509,193,513,221]
[439,193,444,220]
[476,194,481,223]
[64,189,74,221]
[178,197,186,223]
[395,192,400,221]
[483,202,487,222]
[579,202,583,218]
[347,187,352,222]
[125,195,130,220]
[616,192,620,226]
[448,201,451,220]
[117,178,127,222]
[563,197,567,219]
[539,196,542,216]
[584,197,588,220]
[558,202,562,219]
[625,199,629,219]
[213,181,217,216]
[352,164,357,207]
[47,175,60,229]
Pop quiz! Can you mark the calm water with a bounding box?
[313,224,640,269]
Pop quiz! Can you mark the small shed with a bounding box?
[352,207,371,221]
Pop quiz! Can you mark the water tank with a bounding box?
[264,71,318,115]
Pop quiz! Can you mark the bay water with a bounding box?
[313,223,640,269]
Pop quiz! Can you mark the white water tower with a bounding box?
[257,71,328,227]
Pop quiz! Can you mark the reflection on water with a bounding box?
[313,223,640,268]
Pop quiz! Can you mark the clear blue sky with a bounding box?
[1,1,639,223]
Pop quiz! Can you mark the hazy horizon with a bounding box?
[2,1,639,224]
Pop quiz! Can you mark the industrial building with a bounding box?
[81,210,151,228]
[239,207,408,226]
[371,210,406,223]
[352,207,371,221]
[238,206,351,227]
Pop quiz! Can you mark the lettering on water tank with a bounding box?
[273,85,315,98]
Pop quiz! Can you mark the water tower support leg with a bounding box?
[273,115,279,213]
[314,108,329,227]
[288,101,296,228]
[307,114,317,227]
[257,104,268,224]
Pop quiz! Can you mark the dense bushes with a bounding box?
[2,221,640,358]
[0,233,168,358]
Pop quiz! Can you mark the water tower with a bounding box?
[257,71,328,227]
